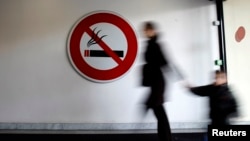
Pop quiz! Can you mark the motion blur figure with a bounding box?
[141,21,172,141]
[187,70,238,126]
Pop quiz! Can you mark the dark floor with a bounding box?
[0,130,207,141]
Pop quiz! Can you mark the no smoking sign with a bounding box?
[67,11,138,82]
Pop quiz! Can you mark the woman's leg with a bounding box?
[153,105,172,141]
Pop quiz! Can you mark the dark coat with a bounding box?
[190,83,238,120]
[142,35,168,86]
[142,35,169,108]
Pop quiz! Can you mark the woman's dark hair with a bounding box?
[143,21,157,30]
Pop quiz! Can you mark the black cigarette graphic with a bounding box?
[84,50,124,57]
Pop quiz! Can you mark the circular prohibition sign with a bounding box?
[67,11,138,82]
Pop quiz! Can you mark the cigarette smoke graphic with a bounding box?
[85,27,124,58]
[87,27,107,47]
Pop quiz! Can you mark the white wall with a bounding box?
[224,0,250,123]
[0,0,221,129]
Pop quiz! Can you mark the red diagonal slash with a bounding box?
[85,27,123,65]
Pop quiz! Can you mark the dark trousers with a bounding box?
[153,105,172,141]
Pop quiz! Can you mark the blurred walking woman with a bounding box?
[141,21,172,141]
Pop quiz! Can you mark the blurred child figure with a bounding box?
[187,70,238,126]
